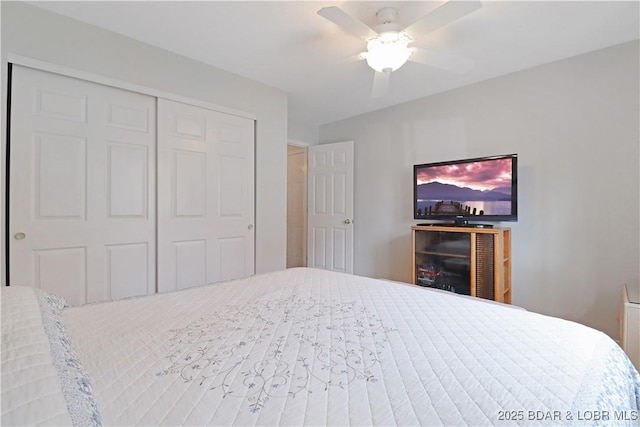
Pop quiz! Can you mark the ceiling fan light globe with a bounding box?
[365,34,412,73]
[379,30,399,42]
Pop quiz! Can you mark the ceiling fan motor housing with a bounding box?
[376,7,398,24]
[374,7,402,34]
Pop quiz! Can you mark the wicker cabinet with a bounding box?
[411,225,511,303]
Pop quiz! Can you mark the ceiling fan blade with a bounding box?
[345,52,367,63]
[371,71,390,98]
[403,1,482,40]
[318,6,378,40]
[409,47,474,74]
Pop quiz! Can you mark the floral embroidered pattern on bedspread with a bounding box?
[569,341,640,427]
[36,289,103,427]
[155,294,397,413]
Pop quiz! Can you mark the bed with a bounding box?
[2,267,639,426]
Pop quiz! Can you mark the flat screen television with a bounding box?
[413,154,517,224]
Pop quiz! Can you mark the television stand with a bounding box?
[411,225,511,303]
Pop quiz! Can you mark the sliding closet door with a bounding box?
[157,99,255,292]
[9,65,156,305]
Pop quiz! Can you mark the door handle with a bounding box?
[344,219,352,225]
[14,232,26,240]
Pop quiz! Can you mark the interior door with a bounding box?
[307,141,354,273]
[9,65,156,305]
[157,99,255,292]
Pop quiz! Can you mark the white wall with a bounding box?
[319,41,640,340]
[288,120,319,146]
[1,1,288,282]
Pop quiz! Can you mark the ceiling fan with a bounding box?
[317,1,482,97]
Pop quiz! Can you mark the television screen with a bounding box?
[413,154,517,222]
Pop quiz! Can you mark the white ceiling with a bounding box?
[29,1,640,127]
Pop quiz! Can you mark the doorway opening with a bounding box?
[286,145,307,268]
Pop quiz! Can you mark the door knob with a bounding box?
[248,224,254,230]
[344,219,352,224]
[14,232,26,240]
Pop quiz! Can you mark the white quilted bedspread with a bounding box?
[61,268,640,426]
[1,286,73,426]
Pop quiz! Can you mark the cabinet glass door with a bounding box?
[415,231,471,295]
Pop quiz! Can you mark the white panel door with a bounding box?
[157,99,255,292]
[9,65,156,305]
[307,141,354,273]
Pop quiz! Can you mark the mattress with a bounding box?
[3,268,639,426]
